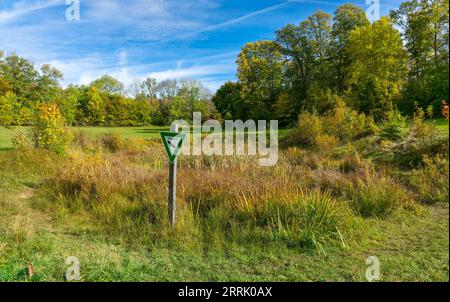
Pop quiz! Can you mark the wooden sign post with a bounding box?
[160,124,186,227]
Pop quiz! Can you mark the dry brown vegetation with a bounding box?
[22,120,447,254]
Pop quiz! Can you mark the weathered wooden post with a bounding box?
[168,124,178,227]
[160,124,186,227]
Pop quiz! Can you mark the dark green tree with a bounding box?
[331,4,369,93]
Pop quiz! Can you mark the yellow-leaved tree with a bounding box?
[346,17,408,117]
[31,103,72,154]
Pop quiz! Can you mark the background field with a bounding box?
[0,121,445,150]
[0,126,293,150]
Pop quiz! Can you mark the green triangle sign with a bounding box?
[160,132,186,163]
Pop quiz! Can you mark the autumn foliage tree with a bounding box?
[346,17,408,116]
[216,2,443,124]
[237,41,284,120]
[31,103,72,154]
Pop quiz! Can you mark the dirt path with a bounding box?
[7,187,56,235]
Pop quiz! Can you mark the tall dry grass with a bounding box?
[23,131,429,251]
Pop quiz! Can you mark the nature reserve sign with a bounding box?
[160,125,186,227]
[160,131,186,164]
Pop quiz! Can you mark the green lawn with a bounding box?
[0,127,26,150]
[434,118,449,135]
[0,119,446,150]
[0,126,293,150]
[0,126,168,150]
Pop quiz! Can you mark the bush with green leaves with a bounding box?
[381,107,447,166]
[31,103,72,154]
[292,111,323,146]
[290,104,378,148]
[380,109,408,141]
[315,134,339,153]
[325,103,378,141]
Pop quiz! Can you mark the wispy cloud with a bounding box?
[181,0,338,38]
[47,49,236,92]
[197,1,290,33]
[86,0,167,22]
[0,0,61,23]
[148,64,232,81]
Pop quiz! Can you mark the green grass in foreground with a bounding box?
[0,183,447,281]
[0,186,448,280]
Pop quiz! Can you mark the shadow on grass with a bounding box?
[21,181,40,189]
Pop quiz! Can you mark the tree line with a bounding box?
[0,52,217,127]
[212,0,449,126]
[1,0,448,129]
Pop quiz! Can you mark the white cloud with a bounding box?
[45,51,235,92]
[0,0,61,24]
[86,0,167,23]
[182,0,338,38]
[193,1,290,34]
[148,64,232,82]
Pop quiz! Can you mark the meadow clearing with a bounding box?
[0,114,448,281]
[0,0,449,284]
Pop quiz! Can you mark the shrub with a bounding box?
[409,155,449,203]
[324,103,377,142]
[360,115,379,137]
[315,134,339,152]
[325,105,357,141]
[99,132,123,152]
[381,107,446,166]
[31,103,72,154]
[409,107,438,145]
[16,107,33,126]
[293,111,323,146]
[288,104,378,148]
[380,109,408,141]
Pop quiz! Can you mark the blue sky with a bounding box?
[0,0,404,92]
